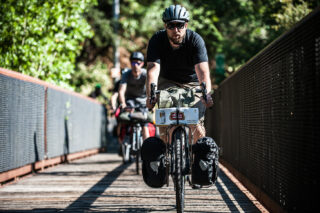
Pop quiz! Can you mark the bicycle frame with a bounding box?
[131,123,142,153]
[151,82,207,213]
[121,105,146,173]
[156,104,198,213]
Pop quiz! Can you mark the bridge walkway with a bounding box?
[0,153,267,212]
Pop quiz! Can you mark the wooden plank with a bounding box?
[0,149,100,184]
[220,159,285,213]
[0,153,269,212]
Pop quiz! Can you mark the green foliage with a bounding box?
[78,0,318,87]
[73,1,116,97]
[2,0,317,91]
[272,0,312,31]
[89,7,115,48]
[72,59,112,100]
[188,0,278,71]
[119,0,175,52]
[187,0,317,76]
[0,0,97,88]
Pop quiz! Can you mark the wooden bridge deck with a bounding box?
[0,153,267,212]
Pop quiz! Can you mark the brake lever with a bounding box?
[196,82,212,109]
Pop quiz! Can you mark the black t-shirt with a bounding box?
[147,29,208,83]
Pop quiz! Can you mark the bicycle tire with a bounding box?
[174,128,185,213]
[135,129,141,175]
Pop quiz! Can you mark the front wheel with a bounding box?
[173,128,185,213]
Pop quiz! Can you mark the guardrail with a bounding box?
[206,8,319,213]
[0,68,107,183]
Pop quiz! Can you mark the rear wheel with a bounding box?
[135,129,142,175]
[173,128,185,213]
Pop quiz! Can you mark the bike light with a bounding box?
[169,112,185,120]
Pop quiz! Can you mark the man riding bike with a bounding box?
[142,5,219,199]
[118,52,151,142]
[146,4,214,143]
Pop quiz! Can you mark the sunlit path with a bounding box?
[0,153,265,212]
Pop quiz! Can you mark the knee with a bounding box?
[195,124,206,139]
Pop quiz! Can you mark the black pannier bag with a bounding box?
[192,137,219,186]
[141,137,167,188]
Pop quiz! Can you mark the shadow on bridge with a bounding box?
[63,163,131,212]
[0,161,131,213]
[0,153,263,213]
[216,170,261,212]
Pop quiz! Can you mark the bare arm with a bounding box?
[110,92,119,111]
[118,84,127,108]
[195,61,211,91]
[146,62,160,96]
[195,61,213,107]
[146,62,160,109]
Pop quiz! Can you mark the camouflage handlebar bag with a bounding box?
[158,86,198,108]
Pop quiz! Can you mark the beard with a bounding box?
[168,33,185,45]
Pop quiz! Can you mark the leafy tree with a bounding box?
[119,0,175,52]
[72,59,112,100]
[4,0,316,91]
[72,0,118,99]
[0,0,97,88]
[77,0,116,65]
[272,0,312,31]
[77,0,319,89]
[188,0,317,84]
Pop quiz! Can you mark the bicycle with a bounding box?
[120,104,153,175]
[150,82,207,213]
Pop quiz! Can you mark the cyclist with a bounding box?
[118,52,150,142]
[146,4,214,143]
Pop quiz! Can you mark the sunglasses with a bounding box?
[131,61,142,66]
[166,22,185,30]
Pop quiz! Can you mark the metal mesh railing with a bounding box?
[206,8,319,212]
[46,88,105,158]
[0,75,45,172]
[0,71,107,173]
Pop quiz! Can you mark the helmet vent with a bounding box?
[162,4,189,23]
